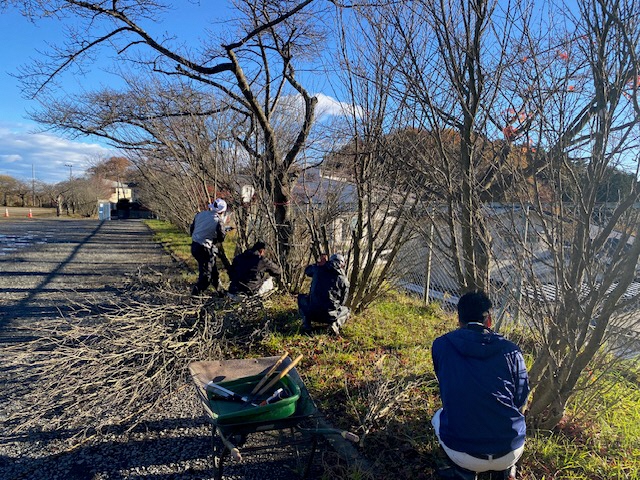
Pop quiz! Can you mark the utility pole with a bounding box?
[64,163,73,215]
[31,163,35,206]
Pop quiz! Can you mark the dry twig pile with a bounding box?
[0,268,270,443]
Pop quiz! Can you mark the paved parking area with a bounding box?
[0,218,176,341]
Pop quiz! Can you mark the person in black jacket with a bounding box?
[298,253,350,335]
[228,241,282,297]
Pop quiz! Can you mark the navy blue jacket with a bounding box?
[432,325,529,455]
[304,258,349,314]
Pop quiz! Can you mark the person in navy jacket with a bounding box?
[298,253,350,335]
[431,290,529,480]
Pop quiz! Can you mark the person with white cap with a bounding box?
[189,198,228,296]
[298,253,350,335]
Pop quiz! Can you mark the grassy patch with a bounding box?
[523,363,640,479]
[145,219,194,267]
[145,220,640,479]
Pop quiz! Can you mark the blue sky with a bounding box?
[0,8,122,184]
[0,2,347,185]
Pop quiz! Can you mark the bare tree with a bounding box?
[297,4,420,312]
[0,175,22,206]
[378,0,511,290]
[31,73,244,228]
[366,0,640,430]
[509,0,640,429]
[374,0,532,294]
[12,0,328,282]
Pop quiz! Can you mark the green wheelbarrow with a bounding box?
[189,356,359,480]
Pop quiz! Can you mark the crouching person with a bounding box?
[298,253,350,335]
[431,290,530,480]
[228,241,281,298]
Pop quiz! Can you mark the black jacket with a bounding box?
[229,249,281,294]
[304,258,349,313]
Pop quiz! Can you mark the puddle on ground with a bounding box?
[0,232,49,255]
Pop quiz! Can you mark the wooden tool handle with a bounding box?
[256,354,303,397]
[250,352,289,395]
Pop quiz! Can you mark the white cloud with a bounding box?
[279,92,361,121]
[0,154,22,163]
[0,122,116,183]
[314,93,362,119]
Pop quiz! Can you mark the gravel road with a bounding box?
[0,218,176,341]
[0,219,332,480]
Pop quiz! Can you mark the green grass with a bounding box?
[523,365,640,479]
[146,219,640,480]
[145,218,237,283]
[145,219,194,267]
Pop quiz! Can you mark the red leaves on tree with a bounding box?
[503,125,518,140]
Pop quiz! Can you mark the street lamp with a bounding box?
[64,163,73,216]
[64,163,73,181]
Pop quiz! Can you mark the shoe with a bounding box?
[436,465,477,480]
[330,322,340,336]
[502,465,516,479]
[300,313,311,332]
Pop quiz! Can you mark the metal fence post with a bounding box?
[423,223,434,305]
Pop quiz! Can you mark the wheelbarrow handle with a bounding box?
[341,431,360,443]
[298,427,360,443]
[216,427,242,462]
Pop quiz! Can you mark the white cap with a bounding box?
[330,253,345,267]
[208,198,227,213]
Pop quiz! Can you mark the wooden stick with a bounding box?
[250,352,289,395]
[256,354,303,397]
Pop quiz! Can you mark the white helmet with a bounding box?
[209,198,227,214]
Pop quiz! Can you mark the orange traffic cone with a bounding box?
[4,208,8,217]
[28,209,33,218]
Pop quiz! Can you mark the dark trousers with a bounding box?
[298,294,349,327]
[191,242,219,294]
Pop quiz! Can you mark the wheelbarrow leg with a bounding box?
[212,426,229,480]
[214,446,227,480]
[302,433,318,479]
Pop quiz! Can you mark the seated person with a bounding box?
[228,241,281,297]
[431,290,530,480]
[298,253,350,335]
